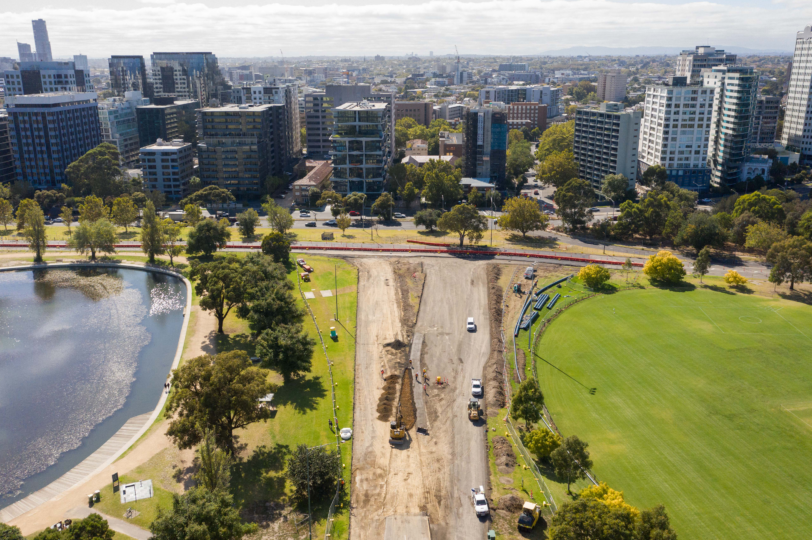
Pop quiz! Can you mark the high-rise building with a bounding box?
[150,52,225,106]
[462,106,508,187]
[73,55,88,72]
[231,83,301,157]
[704,65,758,186]
[330,100,393,195]
[135,99,199,147]
[17,43,35,63]
[5,92,101,188]
[573,102,641,192]
[675,46,737,83]
[394,101,433,127]
[499,63,529,72]
[637,77,714,191]
[109,56,151,98]
[781,24,812,163]
[0,111,16,184]
[597,71,627,102]
[31,20,53,62]
[198,103,289,197]
[139,139,194,200]
[98,91,150,167]
[3,61,94,97]
[750,95,781,148]
[507,102,547,131]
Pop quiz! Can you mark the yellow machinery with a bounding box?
[468,398,481,421]
[389,403,406,445]
[518,501,541,531]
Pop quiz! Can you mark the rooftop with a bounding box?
[5,92,98,106]
[141,138,191,151]
[136,100,198,110]
[294,161,332,187]
[336,101,388,111]
[202,103,282,112]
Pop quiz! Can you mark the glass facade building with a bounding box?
[330,101,393,195]
[109,55,151,98]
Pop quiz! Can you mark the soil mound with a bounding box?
[376,374,400,421]
[499,494,524,513]
[484,264,507,414]
[493,436,517,474]
[399,370,417,429]
[384,339,407,350]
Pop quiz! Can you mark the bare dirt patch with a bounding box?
[376,374,400,421]
[484,264,507,414]
[391,260,426,331]
[498,494,524,513]
[493,436,517,474]
[399,370,416,430]
[515,349,527,382]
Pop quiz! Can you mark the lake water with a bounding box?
[0,267,186,505]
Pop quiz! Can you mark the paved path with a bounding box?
[68,507,151,540]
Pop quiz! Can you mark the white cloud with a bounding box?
[0,0,809,58]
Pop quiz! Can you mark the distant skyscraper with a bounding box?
[462,105,508,187]
[31,19,53,62]
[109,55,151,97]
[597,71,627,102]
[675,46,736,84]
[17,43,35,62]
[73,55,88,71]
[781,24,812,163]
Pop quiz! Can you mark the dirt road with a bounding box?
[350,259,491,540]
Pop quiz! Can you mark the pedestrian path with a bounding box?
[68,507,151,540]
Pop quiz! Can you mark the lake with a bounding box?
[0,267,186,505]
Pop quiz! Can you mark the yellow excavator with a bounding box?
[389,403,406,445]
[468,398,482,421]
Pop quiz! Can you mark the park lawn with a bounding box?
[92,471,176,530]
[537,284,812,540]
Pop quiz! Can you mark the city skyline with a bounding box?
[2,0,812,58]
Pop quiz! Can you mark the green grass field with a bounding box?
[537,285,812,539]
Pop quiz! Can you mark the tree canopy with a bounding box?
[421,160,463,208]
[511,379,545,428]
[732,191,785,223]
[179,185,236,207]
[497,196,548,237]
[535,121,574,161]
[437,203,487,247]
[536,150,579,189]
[149,488,252,540]
[643,251,685,284]
[555,178,595,230]
[69,218,116,260]
[286,444,341,502]
[187,219,230,256]
[65,143,126,198]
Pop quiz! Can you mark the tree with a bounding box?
[190,256,256,334]
[555,178,595,230]
[345,192,367,213]
[286,444,341,501]
[639,164,668,188]
[601,174,629,206]
[66,514,114,540]
[372,192,395,221]
[506,140,535,184]
[149,488,250,540]
[437,204,487,247]
[745,221,787,252]
[179,185,236,207]
[414,209,441,231]
[236,208,259,239]
[661,210,685,242]
[336,213,352,235]
[799,211,812,241]
[578,264,611,289]
[163,219,184,267]
[724,270,748,288]
[0,198,13,231]
[60,206,74,236]
[65,143,126,198]
[622,258,633,283]
[548,498,636,540]
[694,246,711,283]
[550,436,593,493]
[262,201,294,235]
[140,200,165,263]
[399,182,418,207]
[508,129,525,145]
[580,482,638,517]
[535,120,574,161]
[187,219,230,257]
[110,196,138,232]
[467,187,483,207]
[422,164,462,208]
[317,191,346,216]
[167,351,271,453]
[15,199,39,231]
[20,204,47,263]
[730,211,760,246]
[616,193,671,240]
[187,176,203,194]
[256,324,315,382]
[635,505,677,540]
[308,187,322,208]
[643,251,685,284]
[524,428,562,460]
[261,231,291,263]
[69,219,117,260]
[0,523,24,540]
[497,196,548,238]
[674,211,727,252]
[510,379,545,429]
[732,191,785,223]
[195,430,232,492]
[34,190,65,212]
[184,204,203,227]
[78,195,108,224]
[147,189,166,210]
[537,150,579,189]
[767,236,812,290]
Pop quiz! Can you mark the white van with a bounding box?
[524,267,534,279]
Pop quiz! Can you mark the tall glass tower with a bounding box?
[31,19,52,62]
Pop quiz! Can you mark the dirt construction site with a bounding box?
[350,257,504,540]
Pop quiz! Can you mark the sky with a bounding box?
[1,0,810,59]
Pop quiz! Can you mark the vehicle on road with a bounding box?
[300,211,311,217]
[468,398,482,421]
[324,219,337,226]
[349,210,360,216]
[534,190,539,195]
[473,487,489,517]
[54,217,64,223]
[466,317,476,332]
[518,502,541,530]
[471,378,482,397]
[393,212,406,218]
[588,207,600,213]
[700,198,713,204]
[305,221,317,227]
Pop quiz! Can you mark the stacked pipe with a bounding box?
[547,293,561,309]
[533,294,550,310]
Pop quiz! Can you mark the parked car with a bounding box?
[54,217,64,223]
[472,487,489,517]
[300,211,311,217]
[525,267,534,279]
[393,212,406,219]
[302,264,314,273]
[305,221,317,227]
[533,190,539,195]
[349,210,360,216]
[297,258,307,267]
[325,219,337,226]
[466,317,476,332]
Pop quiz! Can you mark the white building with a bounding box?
[675,46,737,84]
[637,77,715,191]
[98,91,150,167]
[597,71,627,102]
[781,24,812,164]
[139,139,194,201]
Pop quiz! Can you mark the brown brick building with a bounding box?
[507,102,547,131]
[394,101,433,127]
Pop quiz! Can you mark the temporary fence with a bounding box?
[504,416,557,516]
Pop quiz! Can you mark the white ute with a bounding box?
[466,317,476,332]
[472,486,489,517]
[471,378,483,397]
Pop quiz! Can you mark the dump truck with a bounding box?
[468,398,482,421]
[389,403,406,445]
[518,501,541,531]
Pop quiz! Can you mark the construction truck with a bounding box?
[389,403,406,445]
[518,501,541,531]
[468,398,482,421]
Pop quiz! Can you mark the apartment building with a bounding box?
[637,77,714,191]
[499,63,529,72]
[98,91,150,167]
[527,86,562,117]
[198,103,288,197]
[507,102,547,131]
[139,139,193,200]
[17,43,35,63]
[232,83,301,157]
[462,106,508,187]
[439,131,464,158]
[394,101,433,127]
[573,102,641,192]
[109,55,151,98]
[150,52,224,106]
[0,111,16,183]
[704,65,758,186]
[330,101,393,195]
[597,71,627,102]
[3,61,93,97]
[750,95,780,147]
[5,92,101,188]
[781,24,812,164]
[135,99,199,147]
[676,46,737,83]
[434,102,467,123]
